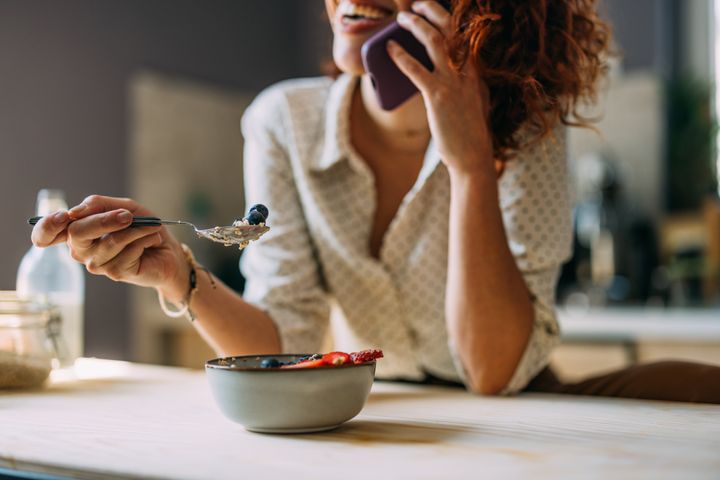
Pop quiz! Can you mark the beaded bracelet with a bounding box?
[157,243,216,322]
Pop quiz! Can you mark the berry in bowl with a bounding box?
[205,349,383,433]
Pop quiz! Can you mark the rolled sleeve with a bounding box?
[497,127,573,394]
[240,87,330,354]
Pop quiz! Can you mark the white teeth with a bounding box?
[339,2,389,20]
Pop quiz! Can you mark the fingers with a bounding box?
[68,195,139,221]
[31,210,70,247]
[87,233,162,281]
[387,40,433,92]
[87,226,162,269]
[410,1,452,36]
[396,9,448,69]
[67,209,135,251]
[31,193,144,249]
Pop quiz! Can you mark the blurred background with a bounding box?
[1,1,718,379]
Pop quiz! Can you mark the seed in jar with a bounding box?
[0,352,52,389]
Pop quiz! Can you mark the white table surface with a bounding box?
[1,359,719,480]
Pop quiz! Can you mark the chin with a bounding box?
[333,45,367,75]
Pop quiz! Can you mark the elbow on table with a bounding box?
[455,343,524,396]
[464,369,513,396]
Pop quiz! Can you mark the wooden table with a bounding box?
[1,359,718,479]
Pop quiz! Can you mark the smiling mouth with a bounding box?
[338,1,394,26]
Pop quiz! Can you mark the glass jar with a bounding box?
[0,291,62,389]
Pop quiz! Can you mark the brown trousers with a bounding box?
[525,361,720,404]
[391,361,720,404]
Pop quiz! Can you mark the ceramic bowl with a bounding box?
[205,354,376,433]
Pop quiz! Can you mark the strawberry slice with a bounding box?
[281,358,325,369]
[350,349,384,364]
[280,349,382,368]
[322,351,352,366]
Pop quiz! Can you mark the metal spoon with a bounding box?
[28,216,269,249]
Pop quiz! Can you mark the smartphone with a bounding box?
[360,0,452,111]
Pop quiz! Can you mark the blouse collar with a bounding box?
[311,73,442,182]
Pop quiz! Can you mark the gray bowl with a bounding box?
[205,354,376,433]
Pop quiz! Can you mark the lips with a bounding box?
[336,0,395,34]
[338,1,394,19]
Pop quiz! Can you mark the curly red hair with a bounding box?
[446,0,612,160]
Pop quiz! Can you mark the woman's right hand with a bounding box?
[31,195,190,303]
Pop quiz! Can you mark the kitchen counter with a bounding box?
[558,307,720,343]
[554,307,720,380]
[1,359,719,479]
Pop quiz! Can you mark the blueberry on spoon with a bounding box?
[246,210,266,225]
[248,204,269,220]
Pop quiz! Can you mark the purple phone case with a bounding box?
[361,21,434,111]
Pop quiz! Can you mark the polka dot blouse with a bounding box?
[240,74,573,394]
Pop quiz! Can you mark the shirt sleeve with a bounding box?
[239,87,331,354]
[497,127,574,394]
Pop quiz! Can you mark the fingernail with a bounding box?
[69,204,87,215]
[53,211,68,225]
[117,211,132,223]
[397,11,410,22]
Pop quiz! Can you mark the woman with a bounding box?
[32,0,720,401]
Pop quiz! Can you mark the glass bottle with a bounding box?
[16,189,85,366]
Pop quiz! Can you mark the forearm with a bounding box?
[159,255,281,357]
[446,168,534,395]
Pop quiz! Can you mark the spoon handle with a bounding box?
[27,215,164,228]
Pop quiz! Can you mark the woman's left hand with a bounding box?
[389,1,493,176]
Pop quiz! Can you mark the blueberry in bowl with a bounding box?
[205,350,382,433]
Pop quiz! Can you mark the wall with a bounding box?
[0,0,329,359]
[603,0,676,76]
[679,0,714,81]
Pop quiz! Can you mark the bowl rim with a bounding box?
[205,353,376,371]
